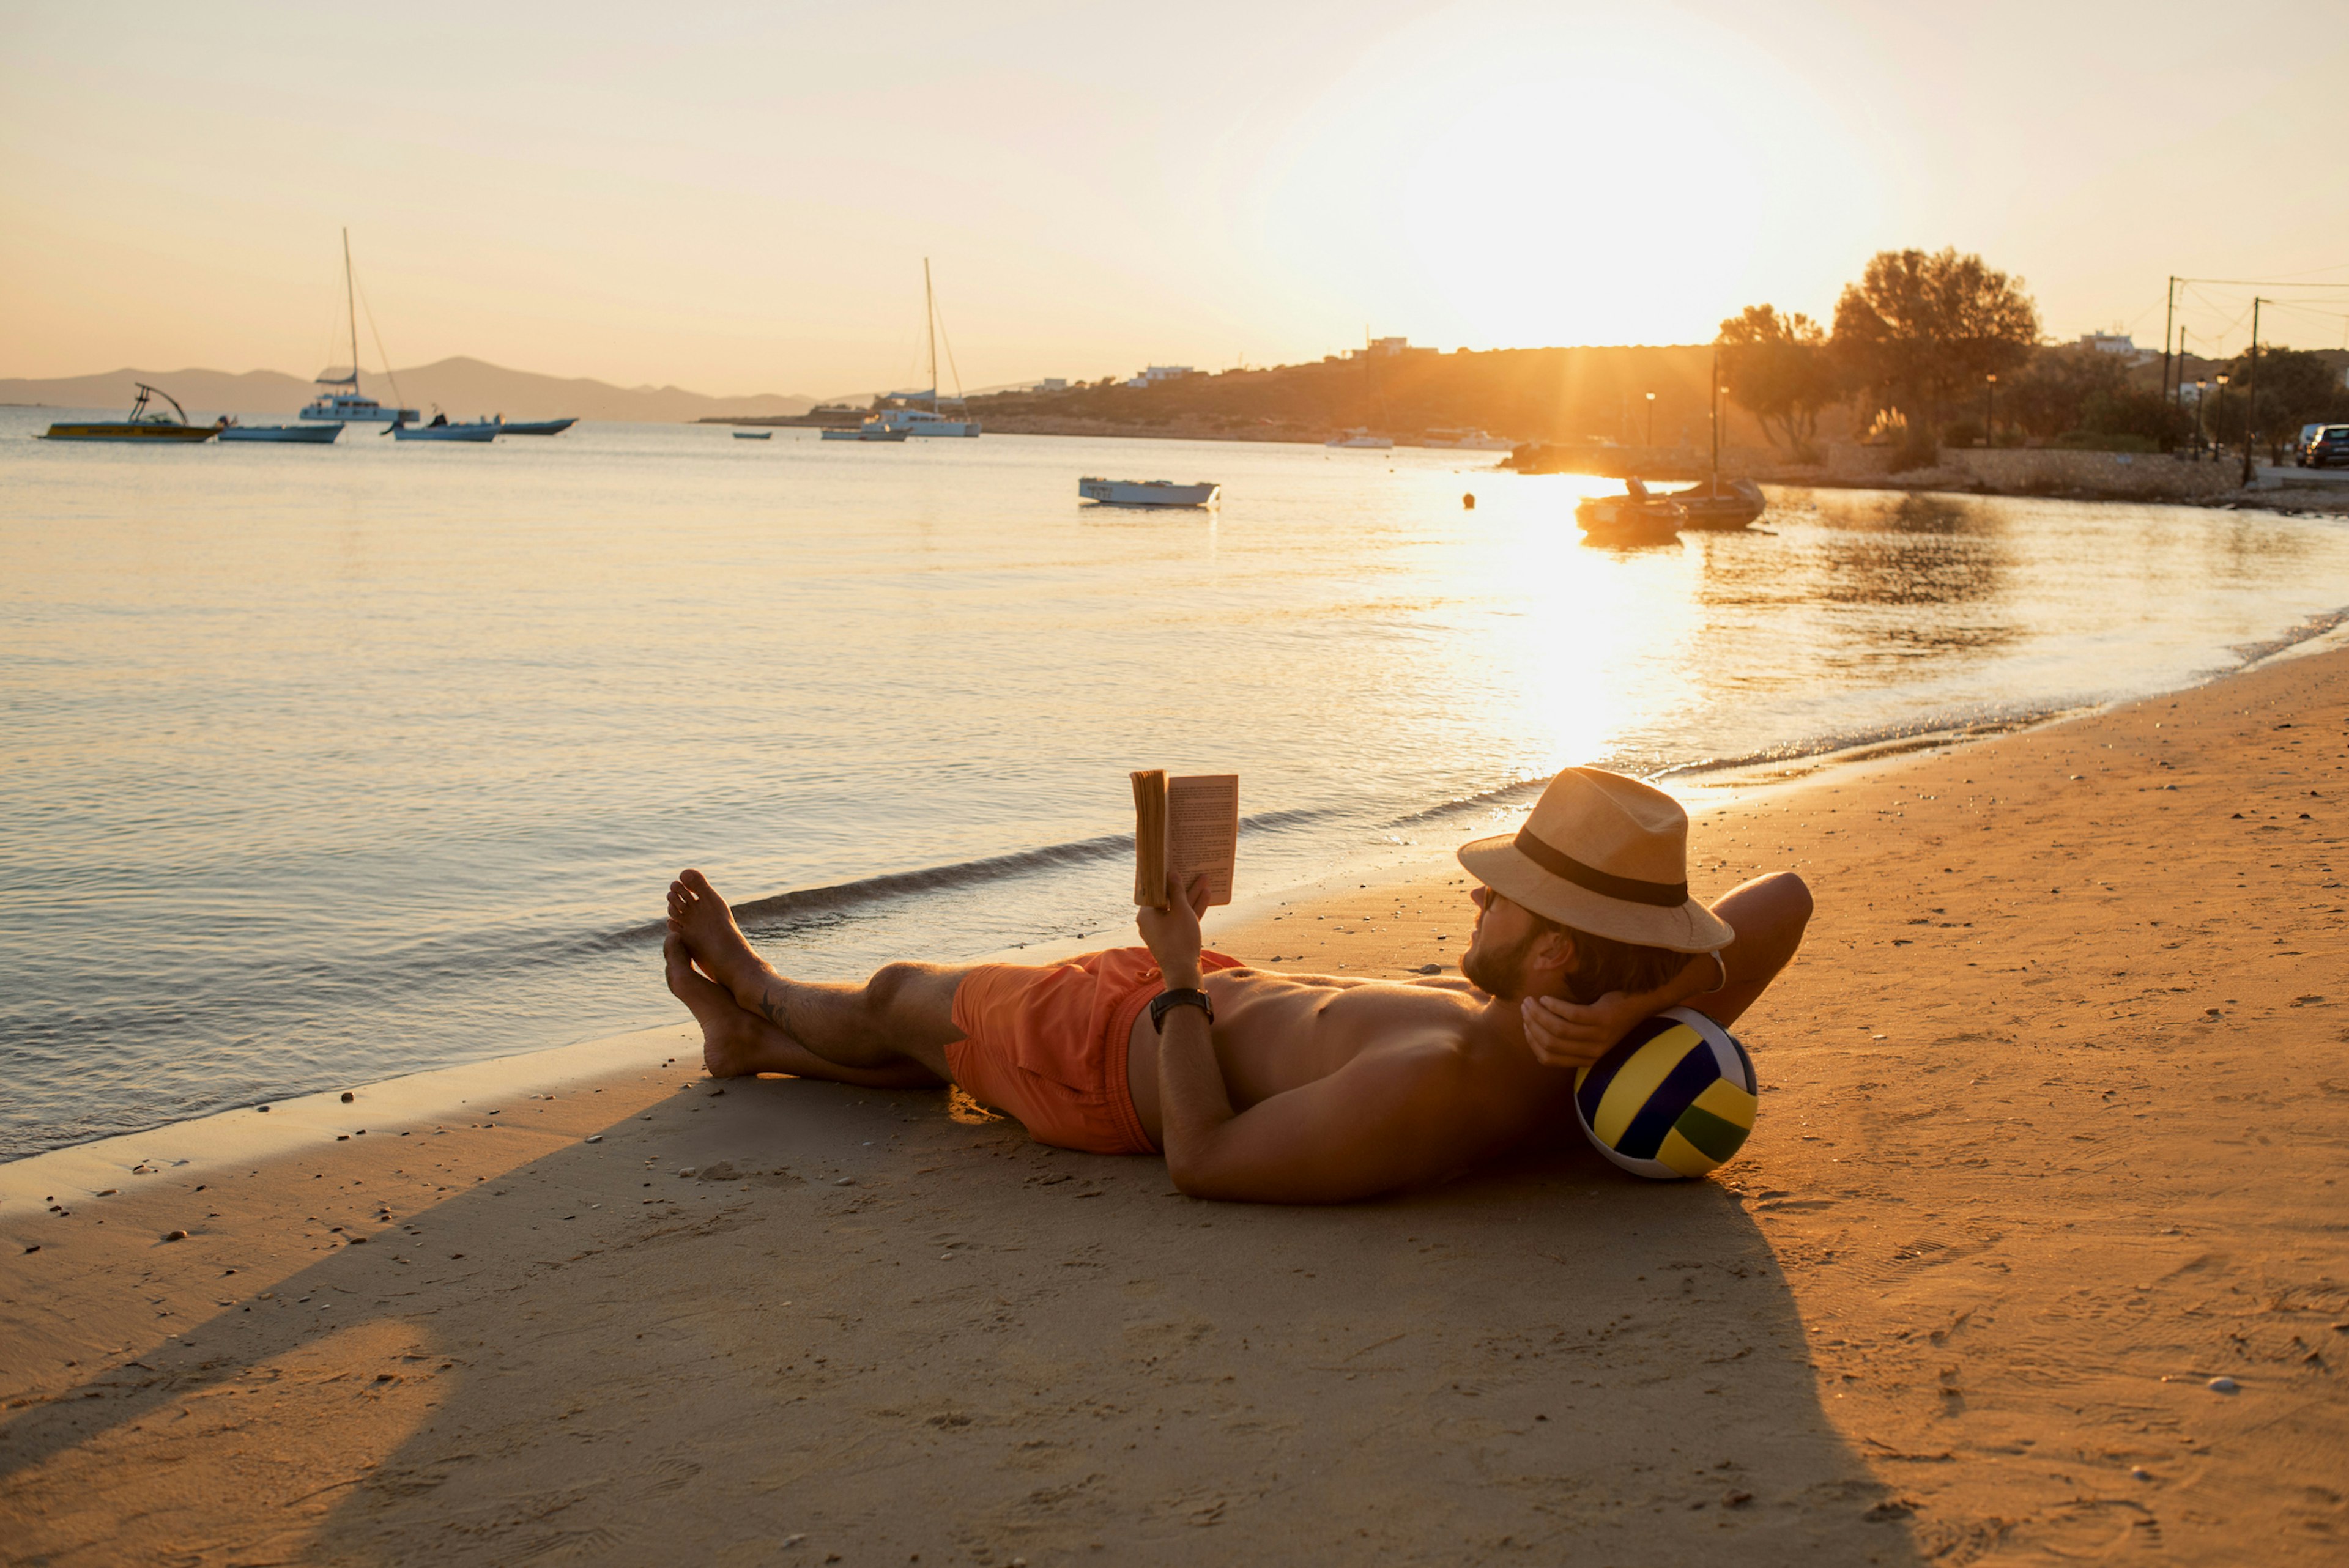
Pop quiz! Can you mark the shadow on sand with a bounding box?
[2,1076,1923,1566]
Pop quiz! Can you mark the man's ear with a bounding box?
[1526,926,1576,982]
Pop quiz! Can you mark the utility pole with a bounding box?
[2240,298,2262,487]
[2159,276,2176,405]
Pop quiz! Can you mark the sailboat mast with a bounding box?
[924,257,938,413]
[343,228,359,393]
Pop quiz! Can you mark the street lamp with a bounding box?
[1644,390,1655,446]
[1984,374,1997,442]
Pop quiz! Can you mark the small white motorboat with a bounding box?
[1078,477,1220,509]
[732,429,773,440]
[820,420,910,442]
[389,415,498,442]
[1417,427,1513,450]
[218,420,341,443]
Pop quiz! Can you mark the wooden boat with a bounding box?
[42,384,216,442]
[1575,479,1685,546]
[217,421,342,443]
[1078,477,1220,508]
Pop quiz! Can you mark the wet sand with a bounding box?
[4,642,2346,1566]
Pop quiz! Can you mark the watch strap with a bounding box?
[1150,987,1214,1033]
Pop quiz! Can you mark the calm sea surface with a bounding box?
[5,411,2345,1157]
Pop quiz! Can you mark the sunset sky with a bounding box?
[4,0,2343,398]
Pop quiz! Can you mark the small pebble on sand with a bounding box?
[2207,1376,2238,1393]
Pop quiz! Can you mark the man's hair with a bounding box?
[1527,909,1690,1005]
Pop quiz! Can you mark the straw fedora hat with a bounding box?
[1457,768,1734,953]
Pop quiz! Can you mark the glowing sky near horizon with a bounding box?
[2,0,2343,396]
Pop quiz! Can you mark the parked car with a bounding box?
[2306,425,2349,470]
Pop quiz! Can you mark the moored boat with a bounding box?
[218,421,343,443]
[1661,475,1767,530]
[41,384,216,442]
[389,414,499,442]
[1078,477,1220,509]
[300,232,420,426]
[1575,479,1685,545]
[1418,427,1513,450]
[820,420,911,442]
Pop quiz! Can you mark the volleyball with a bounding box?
[1573,1007,1758,1180]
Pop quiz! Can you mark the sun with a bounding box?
[1243,2,1883,350]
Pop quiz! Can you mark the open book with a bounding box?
[1131,771,1239,910]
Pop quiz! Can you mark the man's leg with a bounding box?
[667,869,965,1082]
[1692,871,1813,1028]
[665,936,946,1087]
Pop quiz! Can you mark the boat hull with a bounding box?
[219,423,343,443]
[40,423,216,442]
[1078,477,1220,508]
[1575,495,1685,545]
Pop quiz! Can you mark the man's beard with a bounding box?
[1460,924,1542,1000]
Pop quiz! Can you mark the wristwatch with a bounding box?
[1149,988,1214,1033]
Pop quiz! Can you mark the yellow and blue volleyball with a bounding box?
[1573,1007,1757,1180]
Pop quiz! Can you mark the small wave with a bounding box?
[591,804,1353,949]
[1650,700,2095,782]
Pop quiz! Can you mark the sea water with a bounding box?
[4,412,2345,1157]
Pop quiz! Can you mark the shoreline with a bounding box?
[9,613,2345,1180]
[6,641,2347,1560]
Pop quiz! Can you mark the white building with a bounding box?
[1123,364,1195,388]
[2078,331,2151,361]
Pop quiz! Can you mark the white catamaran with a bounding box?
[301,231,419,425]
[884,259,979,437]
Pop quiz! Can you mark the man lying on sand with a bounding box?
[664,768,1811,1203]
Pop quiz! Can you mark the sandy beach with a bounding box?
[5,640,2347,1566]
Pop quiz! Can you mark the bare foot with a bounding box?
[664,933,779,1078]
[666,868,777,1016]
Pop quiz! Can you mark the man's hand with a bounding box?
[1136,871,1209,986]
[1520,952,1721,1070]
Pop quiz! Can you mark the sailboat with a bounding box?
[300,231,420,425]
[875,260,979,437]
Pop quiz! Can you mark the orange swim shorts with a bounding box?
[948,946,1246,1156]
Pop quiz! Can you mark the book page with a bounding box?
[1165,774,1238,908]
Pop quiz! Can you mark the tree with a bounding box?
[2206,347,2349,453]
[1716,305,1841,454]
[2000,344,2129,440]
[1830,248,2041,440]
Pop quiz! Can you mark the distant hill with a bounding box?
[0,357,815,423]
